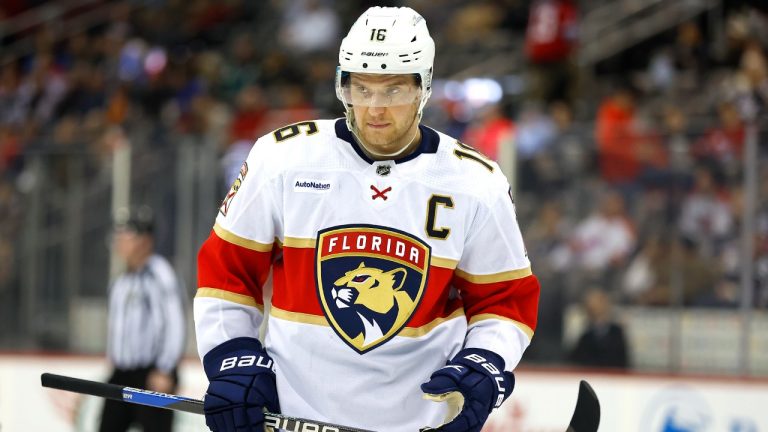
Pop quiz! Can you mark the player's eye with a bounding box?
[356,86,371,97]
[352,275,368,282]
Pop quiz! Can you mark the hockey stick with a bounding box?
[566,380,600,432]
[40,373,373,432]
[41,373,599,432]
[420,379,600,432]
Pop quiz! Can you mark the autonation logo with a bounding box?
[294,179,332,193]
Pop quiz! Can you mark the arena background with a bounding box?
[0,0,767,430]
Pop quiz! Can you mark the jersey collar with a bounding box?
[334,118,439,164]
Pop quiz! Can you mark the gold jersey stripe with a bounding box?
[270,305,329,326]
[270,305,465,338]
[196,287,264,312]
[454,267,532,284]
[430,256,458,269]
[283,237,316,248]
[468,313,534,339]
[213,223,273,252]
[399,308,465,337]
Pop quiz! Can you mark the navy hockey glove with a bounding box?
[202,337,280,432]
[421,348,515,432]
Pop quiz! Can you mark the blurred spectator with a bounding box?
[0,62,22,126]
[524,0,579,104]
[461,102,515,161]
[569,289,628,368]
[14,53,68,126]
[678,165,734,257]
[661,105,694,187]
[694,273,740,308]
[550,100,591,180]
[106,84,131,125]
[523,200,572,362]
[634,236,721,306]
[672,21,710,89]
[0,126,23,175]
[758,237,768,308]
[563,189,636,275]
[263,82,317,130]
[217,32,261,101]
[55,62,107,119]
[187,91,232,144]
[758,168,768,308]
[0,177,22,242]
[596,90,667,197]
[541,100,592,203]
[525,200,572,275]
[646,48,676,94]
[621,235,666,304]
[722,8,768,67]
[515,103,557,193]
[595,85,638,186]
[693,101,744,181]
[734,40,768,114]
[229,85,267,142]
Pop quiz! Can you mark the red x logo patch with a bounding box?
[370,185,392,200]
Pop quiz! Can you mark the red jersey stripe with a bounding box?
[453,273,540,333]
[197,230,273,302]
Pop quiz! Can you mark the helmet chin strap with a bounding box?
[345,109,422,160]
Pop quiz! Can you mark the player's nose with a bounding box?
[366,104,386,116]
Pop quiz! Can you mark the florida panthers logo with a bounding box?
[219,161,248,216]
[316,225,431,354]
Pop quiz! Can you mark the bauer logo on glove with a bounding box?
[421,348,515,432]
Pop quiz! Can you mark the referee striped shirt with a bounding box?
[107,254,187,372]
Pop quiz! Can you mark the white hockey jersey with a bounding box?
[195,119,540,431]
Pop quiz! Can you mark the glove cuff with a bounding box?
[203,337,267,377]
[451,348,506,374]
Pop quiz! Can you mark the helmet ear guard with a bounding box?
[334,67,346,105]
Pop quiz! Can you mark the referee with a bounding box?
[100,207,187,432]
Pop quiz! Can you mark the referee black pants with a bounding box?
[98,366,179,432]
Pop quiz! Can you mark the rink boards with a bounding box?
[0,354,766,431]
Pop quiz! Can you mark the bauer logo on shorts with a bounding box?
[315,225,431,354]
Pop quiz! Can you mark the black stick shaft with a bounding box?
[41,372,204,414]
[41,373,374,432]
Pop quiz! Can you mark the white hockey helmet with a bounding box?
[335,6,435,117]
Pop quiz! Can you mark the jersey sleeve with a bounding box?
[453,184,540,371]
[194,137,283,358]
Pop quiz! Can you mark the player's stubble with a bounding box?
[353,101,421,156]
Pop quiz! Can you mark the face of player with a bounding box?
[348,73,421,156]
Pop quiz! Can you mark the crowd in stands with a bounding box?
[1,0,767,366]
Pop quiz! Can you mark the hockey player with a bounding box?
[195,6,540,432]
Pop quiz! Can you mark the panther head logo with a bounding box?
[316,225,430,353]
[332,262,415,347]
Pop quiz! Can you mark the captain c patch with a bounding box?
[315,225,431,354]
